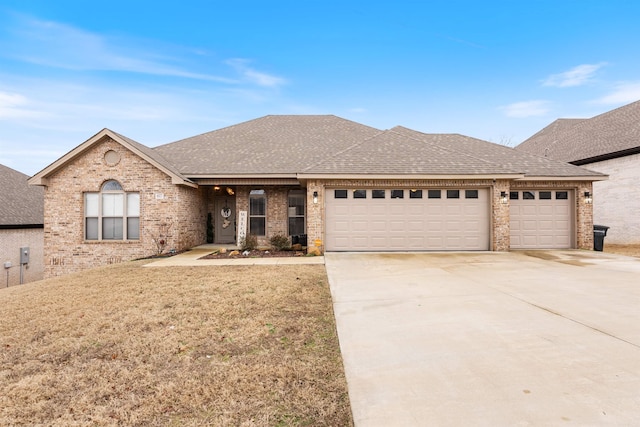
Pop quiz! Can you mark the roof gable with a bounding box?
[29,129,195,187]
[517,100,640,163]
[0,164,44,226]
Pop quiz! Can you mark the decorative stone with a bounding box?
[307,247,321,256]
[229,250,240,256]
[219,247,227,254]
[292,243,303,251]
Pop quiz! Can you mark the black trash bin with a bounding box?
[593,225,610,251]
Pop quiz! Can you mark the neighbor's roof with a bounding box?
[392,127,605,179]
[153,115,381,176]
[517,100,640,164]
[0,164,44,227]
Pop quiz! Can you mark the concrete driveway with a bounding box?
[325,250,640,426]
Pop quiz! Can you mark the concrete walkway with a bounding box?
[143,244,324,267]
[325,250,640,426]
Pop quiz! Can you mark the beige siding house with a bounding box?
[29,115,605,277]
[1,164,44,286]
[517,100,640,244]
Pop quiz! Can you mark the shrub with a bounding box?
[269,233,291,251]
[240,234,258,251]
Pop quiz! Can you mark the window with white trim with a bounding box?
[249,189,266,236]
[85,180,139,240]
[288,190,305,236]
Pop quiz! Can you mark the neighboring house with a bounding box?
[28,115,605,278]
[0,164,44,286]
[517,100,640,244]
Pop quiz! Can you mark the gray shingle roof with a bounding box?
[0,164,44,226]
[517,100,640,163]
[393,127,604,178]
[303,129,521,175]
[153,115,381,175]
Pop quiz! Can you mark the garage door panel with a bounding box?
[510,190,573,249]
[326,188,489,251]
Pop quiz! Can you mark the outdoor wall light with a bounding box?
[313,191,318,204]
[500,191,508,204]
[584,191,593,204]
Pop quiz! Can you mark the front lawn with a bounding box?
[0,261,351,426]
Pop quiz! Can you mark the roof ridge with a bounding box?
[300,129,388,172]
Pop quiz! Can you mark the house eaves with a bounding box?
[28,129,196,188]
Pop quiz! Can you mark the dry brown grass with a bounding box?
[604,244,640,258]
[0,261,352,426]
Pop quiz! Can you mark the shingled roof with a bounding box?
[393,127,604,178]
[154,115,380,176]
[0,164,44,227]
[516,100,640,164]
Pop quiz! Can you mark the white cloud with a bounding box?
[596,82,640,104]
[225,59,286,88]
[499,100,550,118]
[2,16,236,83]
[542,63,606,88]
[0,91,51,119]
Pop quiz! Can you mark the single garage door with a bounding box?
[510,190,574,249]
[325,188,490,251]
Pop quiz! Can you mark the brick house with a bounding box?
[1,164,44,286]
[29,115,605,277]
[517,100,640,244]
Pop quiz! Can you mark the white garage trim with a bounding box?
[509,190,575,249]
[325,188,490,251]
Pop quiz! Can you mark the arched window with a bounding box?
[85,180,140,241]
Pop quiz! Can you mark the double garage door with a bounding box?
[325,188,490,251]
[509,190,574,249]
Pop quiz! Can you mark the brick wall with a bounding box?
[42,137,206,278]
[0,228,44,287]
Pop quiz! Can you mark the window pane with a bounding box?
[288,194,304,216]
[86,218,98,240]
[409,190,422,199]
[85,193,99,216]
[465,190,478,199]
[103,193,124,216]
[428,190,441,199]
[102,180,123,191]
[103,218,123,240]
[510,191,519,200]
[127,193,140,216]
[523,191,535,200]
[539,191,552,200]
[250,197,265,215]
[127,217,140,240]
[391,189,404,199]
[250,217,266,236]
[372,190,385,199]
[289,217,305,236]
[353,189,366,199]
[556,191,568,200]
[334,189,348,199]
[447,190,460,199]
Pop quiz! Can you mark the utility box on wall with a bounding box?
[20,247,30,265]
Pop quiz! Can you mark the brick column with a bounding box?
[492,180,510,251]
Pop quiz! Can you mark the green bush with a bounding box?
[240,234,258,251]
[269,233,291,251]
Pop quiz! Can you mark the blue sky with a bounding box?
[1,1,640,176]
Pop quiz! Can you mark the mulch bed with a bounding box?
[199,249,305,259]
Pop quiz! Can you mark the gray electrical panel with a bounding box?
[20,247,29,265]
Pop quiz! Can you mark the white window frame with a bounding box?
[288,190,306,236]
[249,189,266,236]
[85,180,140,241]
